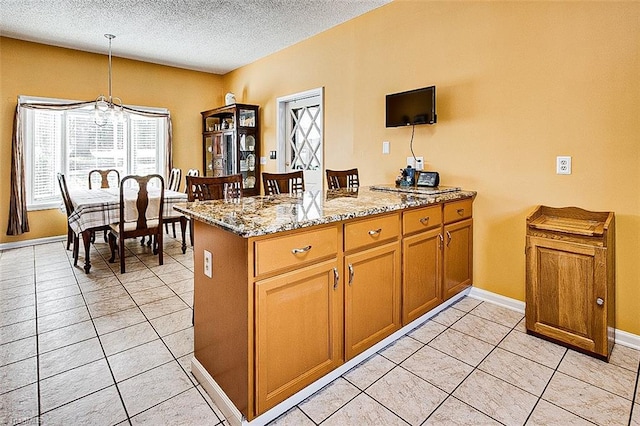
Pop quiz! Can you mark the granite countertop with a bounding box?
[173,186,476,238]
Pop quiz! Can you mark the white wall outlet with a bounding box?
[382,141,390,154]
[204,250,212,278]
[406,156,415,168]
[415,157,424,171]
[556,156,572,175]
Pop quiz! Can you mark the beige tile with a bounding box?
[542,372,631,425]
[122,276,167,294]
[87,294,137,318]
[453,369,538,425]
[431,306,466,327]
[39,385,127,426]
[0,336,36,366]
[0,356,37,394]
[269,406,315,426]
[428,328,494,367]
[157,268,195,284]
[178,290,194,307]
[450,313,511,345]
[177,353,197,384]
[0,382,38,425]
[558,349,637,400]
[130,285,176,306]
[366,367,447,425]
[39,359,114,413]
[515,317,527,333]
[115,268,155,284]
[401,345,473,393]
[1,305,36,327]
[0,319,35,345]
[37,304,90,334]
[631,404,640,426]
[0,293,35,313]
[77,276,121,294]
[378,335,423,364]
[130,387,218,425]
[0,283,34,300]
[108,339,174,382]
[478,347,554,396]
[118,361,193,416]
[165,277,194,295]
[469,302,523,328]
[0,274,34,290]
[195,384,226,421]
[83,285,130,305]
[38,320,96,353]
[407,320,446,344]
[92,307,147,336]
[139,295,189,319]
[425,396,501,425]
[322,392,406,426]
[609,344,640,372]
[498,330,566,369]
[37,294,85,317]
[100,321,158,356]
[343,353,395,390]
[39,337,104,379]
[526,399,594,425]
[150,308,193,337]
[162,327,194,359]
[451,296,482,312]
[298,377,360,423]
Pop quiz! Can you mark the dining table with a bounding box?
[67,187,188,273]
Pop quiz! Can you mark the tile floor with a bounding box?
[1,235,639,425]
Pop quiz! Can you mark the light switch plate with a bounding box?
[382,141,390,154]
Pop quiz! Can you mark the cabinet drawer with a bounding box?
[403,205,442,235]
[344,213,400,252]
[444,199,472,223]
[255,226,337,276]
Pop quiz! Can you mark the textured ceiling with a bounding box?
[0,0,390,74]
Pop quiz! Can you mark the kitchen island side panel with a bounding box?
[193,220,252,418]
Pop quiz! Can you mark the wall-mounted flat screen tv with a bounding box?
[385,86,437,127]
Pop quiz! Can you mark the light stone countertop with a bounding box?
[173,186,476,238]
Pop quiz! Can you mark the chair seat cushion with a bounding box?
[110,219,160,233]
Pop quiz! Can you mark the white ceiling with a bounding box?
[0,0,390,74]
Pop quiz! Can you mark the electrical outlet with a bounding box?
[204,250,212,278]
[415,157,424,171]
[406,156,415,168]
[556,156,572,175]
[382,141,390,154]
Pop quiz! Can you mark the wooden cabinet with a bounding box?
[443,218,473,300]
[255,259,342,414]
[201,104,260,196]
[525,206,615,360]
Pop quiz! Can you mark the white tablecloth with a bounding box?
[67,188,187,234]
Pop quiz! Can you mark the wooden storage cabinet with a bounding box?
[443,218,473,300]
[525,206,615,360]
[201,104,260,196]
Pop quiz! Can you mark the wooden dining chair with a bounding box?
[108,174,165,273]
[57,173,80,266]
[164,168,183,239]
[186,174,243,246]
[183,169,200,193]
[88,169,120,189]
[262,171,305,195]
[326,168,359,190]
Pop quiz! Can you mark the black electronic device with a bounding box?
[385,86,437,128]
[416,171,440,187]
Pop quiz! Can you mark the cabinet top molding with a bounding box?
[175,187,476,238]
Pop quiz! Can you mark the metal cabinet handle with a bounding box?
[419,217,430,225]
[368,228,382,236]
[596,298,604,306]
[333,267,339,290]
[291,245,312,254]
[348,264,354,285]
[438,234,444,249]
[446,231,452,247]
[457,208,465,216]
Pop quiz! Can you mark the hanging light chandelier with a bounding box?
[94,33,124,126]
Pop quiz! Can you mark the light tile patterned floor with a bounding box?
[1,235,639,425]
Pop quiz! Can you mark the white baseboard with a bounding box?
[0,235,65,251]
[468,287,640,350]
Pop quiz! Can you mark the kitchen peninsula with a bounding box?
[174,186,476,424]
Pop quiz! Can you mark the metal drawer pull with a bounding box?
[457,209,465,216]
[291,245,312,254]
[419,217,430,225]
[596,298,604,306]
[333,268,339,290]
[446,231,452,247]
[438,234,444,249]
[368,228,382,236]
[348,264,354,285]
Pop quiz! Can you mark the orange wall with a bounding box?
[223,1,640,334]
[0,37,223,243]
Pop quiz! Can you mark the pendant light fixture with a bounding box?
[95,33,124,126]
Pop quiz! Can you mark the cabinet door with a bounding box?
[402,228,442,324]
[345,241,401,360]
[443,218,473,300]
[255,259,342,414]
[525,236,607,356]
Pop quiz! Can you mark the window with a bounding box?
[21,96,167,210]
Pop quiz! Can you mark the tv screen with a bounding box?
[385,86,437,127]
